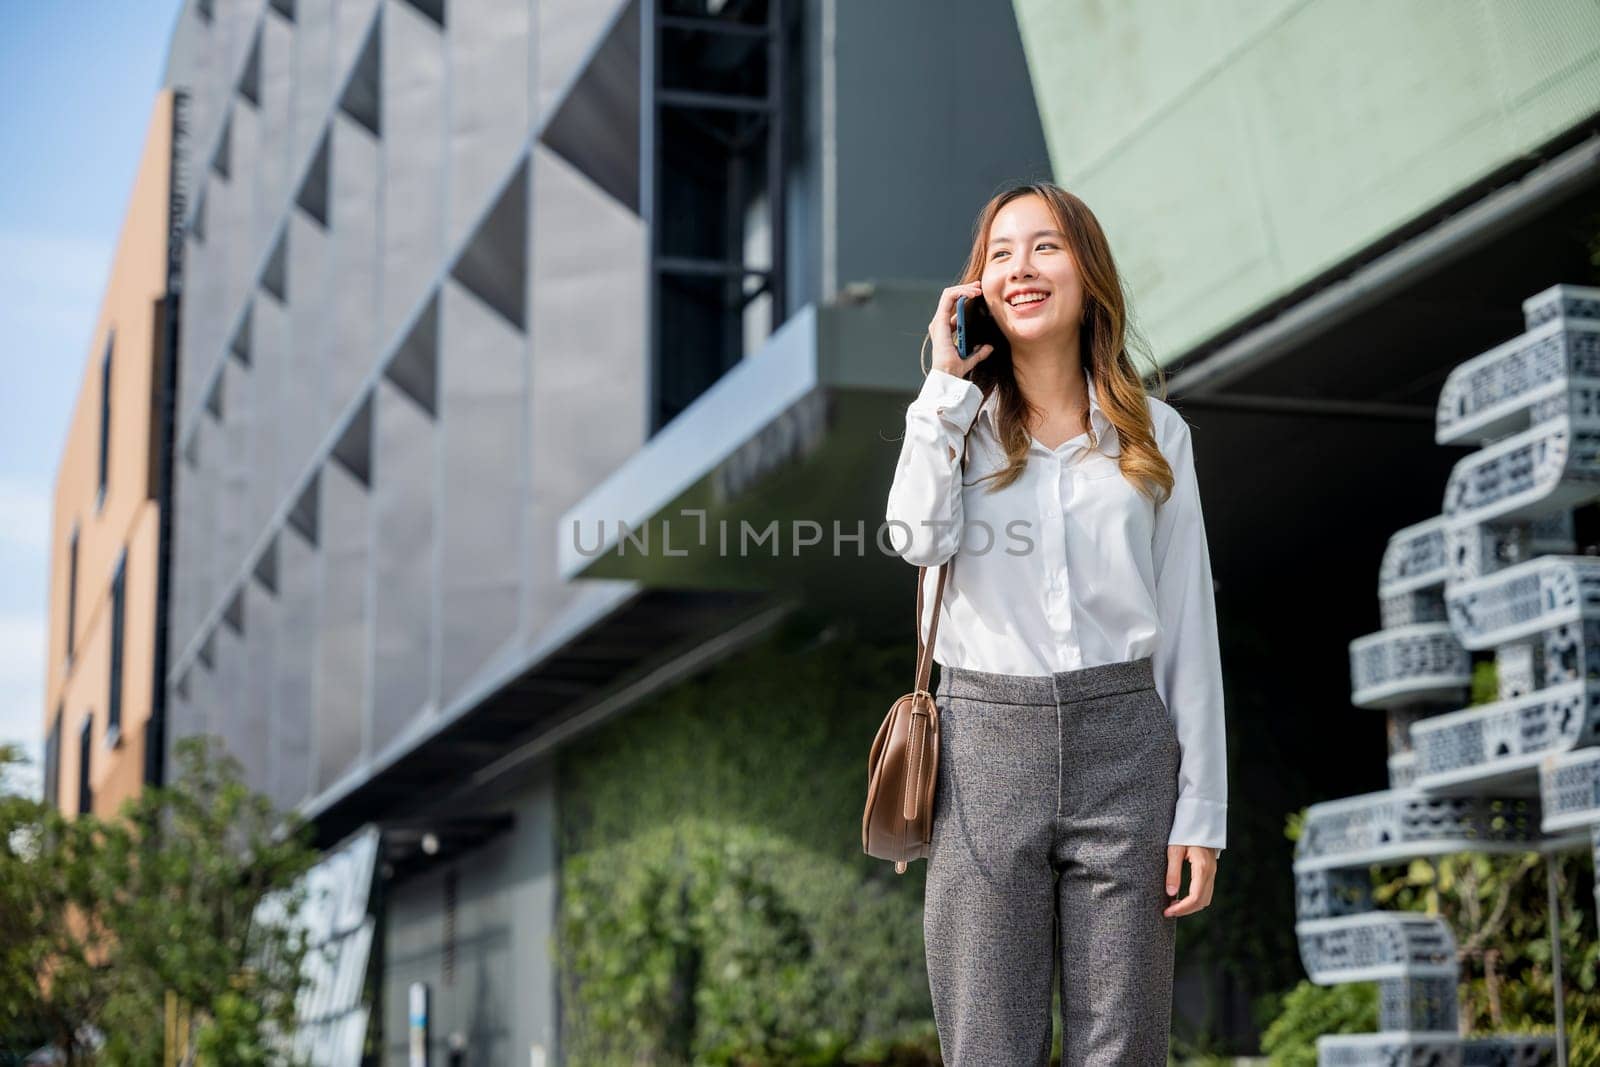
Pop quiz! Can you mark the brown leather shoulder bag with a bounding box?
[862,382,989,874]
[861,558,954,873]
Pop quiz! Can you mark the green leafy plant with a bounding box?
[0,736,320,1065]
[0,742,117,1064]
[1258,980,1379,1067]
[1371,849,1599,1050]
[557,620,939,1066]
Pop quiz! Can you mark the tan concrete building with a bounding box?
[42,88,186,818]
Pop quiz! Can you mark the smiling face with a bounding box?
[979,193,1086,351]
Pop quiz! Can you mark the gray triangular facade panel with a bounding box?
[288,472,320,547]
[448,157,529,330]
[338,15,382,137]
[386,292,440,417]
[332,393,375,487]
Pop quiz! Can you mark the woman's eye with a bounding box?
[992,244,1055,259]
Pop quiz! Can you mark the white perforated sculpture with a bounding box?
[1307,283,1600,1066]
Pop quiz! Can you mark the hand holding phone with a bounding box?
[928,282,998,378]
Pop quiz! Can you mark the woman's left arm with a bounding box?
[1150,414,1228,856]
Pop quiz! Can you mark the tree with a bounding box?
[0,737,323,1065]
[0,741,116,1064]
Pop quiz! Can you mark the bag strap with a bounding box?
[913,559,950,693]
[913,381,993,694]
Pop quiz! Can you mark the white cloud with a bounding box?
[0,613,46,758]
[0,231,112,283]
[0,231,113,336]
[0,229,113,471]
[0,228,110,803]
[0,477,51,554]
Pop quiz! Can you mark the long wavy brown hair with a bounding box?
[919,181,1174,505]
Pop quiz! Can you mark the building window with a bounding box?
[647,0,801,434]
[107,550,126,745]
[44,712,61,809]
[97,331,113,509]
[65,525,79,665]
[77,713,93,816]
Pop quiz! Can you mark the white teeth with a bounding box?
[1009,293,1048,307]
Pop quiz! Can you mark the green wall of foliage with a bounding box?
[555,615,938,1065]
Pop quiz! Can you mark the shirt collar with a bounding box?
[977,365,1114,440]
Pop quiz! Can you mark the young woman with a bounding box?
[884,181,1227,1065]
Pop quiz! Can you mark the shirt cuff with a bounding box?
[907,367,982,430]
[1169,796,1226,854]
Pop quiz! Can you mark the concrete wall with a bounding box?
[43,90,177,816]
[831,0,1052,293]
[1013,0,1600,363]
[379,766,560,1066]
[161,0,646,815]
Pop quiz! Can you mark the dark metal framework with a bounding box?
[108,549,126,742]
[148,88,190,789]
[645,0,797,435]
[77,714,93,815]
[43,713,60,810]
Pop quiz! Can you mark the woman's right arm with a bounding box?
[884,367,983,567]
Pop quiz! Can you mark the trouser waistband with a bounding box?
[935,655,1156,706]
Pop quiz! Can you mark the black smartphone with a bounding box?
[955,294,1006,360]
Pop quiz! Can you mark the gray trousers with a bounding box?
[923,655,1180,1066]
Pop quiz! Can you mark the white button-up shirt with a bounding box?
[884,366,1227,852]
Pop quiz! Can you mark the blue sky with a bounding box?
[0,1,185,791]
